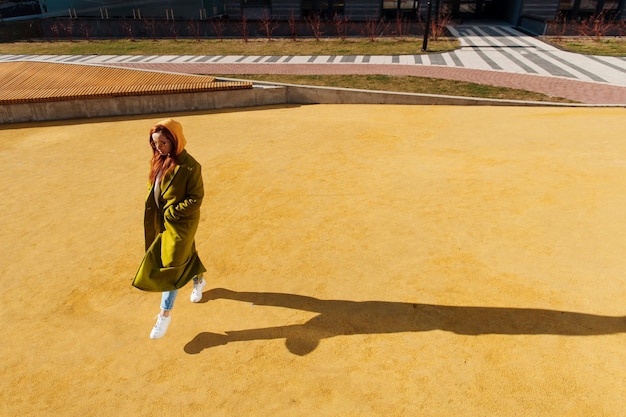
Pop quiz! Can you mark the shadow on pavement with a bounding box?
[184,288,626,356]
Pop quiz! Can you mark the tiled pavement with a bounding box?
[2,24,625,104]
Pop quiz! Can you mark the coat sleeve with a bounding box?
[164,159,204,221]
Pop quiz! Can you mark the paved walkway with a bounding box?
[2,24,626,104]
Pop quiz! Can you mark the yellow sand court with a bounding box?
[1,104,624,416]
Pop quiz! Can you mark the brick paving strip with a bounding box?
[111,62,626,105]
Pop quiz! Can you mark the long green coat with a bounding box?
[132,149,206,292]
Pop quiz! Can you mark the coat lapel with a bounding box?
[145,150,188,201]
[160,150,188,194]
[159,164,180,195]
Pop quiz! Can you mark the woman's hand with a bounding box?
[164,206,180,222]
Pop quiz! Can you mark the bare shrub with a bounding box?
[306,15,324,40]
[210,18,226,41]
[431,9,452,41]
[287,10,301,41]
[359,18,389,41]
[392,13,411,39]
[78,21,92,41]
[59,20,74,40]
[547,12,569,38]
[49,22,59,41]
[331,13,350,40]
[258,11,280,40]
[576,11,615,41]
[236,15,249,42]
[143,18,157,40]
[121,21,134,40]
[187,20,201,41]
[169,21,178,40]
[619,19,626,37]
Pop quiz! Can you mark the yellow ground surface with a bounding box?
[1,104,625,417]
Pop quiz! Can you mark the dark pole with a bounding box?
[618,0,626,20]
[422,0,432,51]
[572,0,582,19]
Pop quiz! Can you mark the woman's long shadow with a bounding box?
[184,288,626,356]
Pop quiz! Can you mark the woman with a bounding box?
[132,118,207,339]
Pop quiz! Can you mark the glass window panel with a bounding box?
[459,3,476,14]
[579,0,597,11]
[383,0,418,10]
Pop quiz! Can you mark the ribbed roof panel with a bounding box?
[0,62,253,104]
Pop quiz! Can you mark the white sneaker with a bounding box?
[190,278,206,303]
[150,314,171,339]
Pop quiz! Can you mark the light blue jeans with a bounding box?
[160,276,201,311]
[160,290,178,311]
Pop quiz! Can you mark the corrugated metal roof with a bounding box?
[0,62,253,104]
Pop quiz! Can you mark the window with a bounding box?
[242,0,270,6]
[302,0,344,18]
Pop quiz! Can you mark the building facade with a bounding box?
[1,0,624,34]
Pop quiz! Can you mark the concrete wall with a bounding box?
[0,82,594,124]
[0,86,287,124]
[284,84,553,106]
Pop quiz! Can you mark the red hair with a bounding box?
[148,125,180,184]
